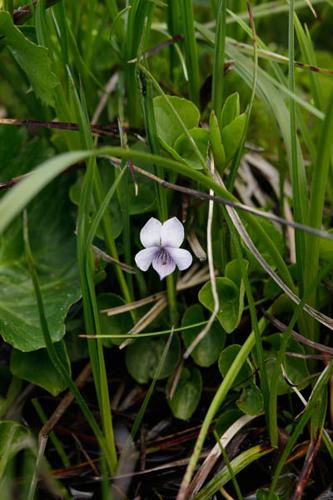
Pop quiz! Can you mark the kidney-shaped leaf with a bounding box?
[199,276,244,333]
[174,127,209,170]
[218,345,253,390]
[10,341,70,396]
[125,336,180,384]
[181,304,225,367]
[153,95,200,147]
[168,367,202,420]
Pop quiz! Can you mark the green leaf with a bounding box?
[221,113,247,161]
[0,421,35,480]
[220,92,240,129]
[263,334,309,395]
[199,276,245,333]
[218,345,253,390]
[0,11,58,106]
[174,127,209,170]
[181,304,225,367]
[125,336,180,384]
[236,384,264,416]
[168,367,202,420]
[0,179,81,352]
[209,111,226,171]
[10,342,70,396]
[97,293,133,347]
[153,95,200,147]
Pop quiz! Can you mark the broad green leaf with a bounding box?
[221,113,247,161]
[0,421,35,480]
[263,334,309,395]
[174,128,209,170]
[220,92,240,129]
[225,258,248,287]
[181,304,225,367]
[0,179,81,351]
[236,384,264,416]
[125,336,180,384]
[10,342,70,396]
[244,219,284,272]
[256,490,279,500]
[0,11,58,106]
[97,293,133,347]
[168,367,202,420]
[218,345,253,390]
[209,111,226,171]
[153,95,200,147]
[199,277,244,333]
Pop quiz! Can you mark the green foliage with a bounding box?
[220,92,240,129]
[0,421,35,480]
[125,336,181,384]
[167,366,202,420]
[199,259,247,333]
[181,305,225,367]
[0,11,58,105]
[218,344,253,390]
[174,127,210,170]
[97,293,133,347]
[236,384,264,416]
[10,342,70,396]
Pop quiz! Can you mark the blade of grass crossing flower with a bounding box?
[180,0,200,106]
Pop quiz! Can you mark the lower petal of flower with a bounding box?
[135,247,158,271]
[166,247,193,271]
[152,248,176,279]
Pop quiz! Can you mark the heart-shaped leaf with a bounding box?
[218,345,253,390]
[153,95,200,147]
[125,336,180,384]
[181,304,225,367]
[168,366,202,420]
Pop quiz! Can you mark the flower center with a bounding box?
[156,247,172,266]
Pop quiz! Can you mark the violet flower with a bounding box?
[135,217,193,280]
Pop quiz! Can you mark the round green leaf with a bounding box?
[221,112,247,161]
[181,304,225,367]
[236,384,264,416]
[10,342,70,396]
[153,95,200,147]
[174,127,209,170]
[168,367,202,420]
[199,277,243,333]
[218,344,253,390]
[125,336,180,384]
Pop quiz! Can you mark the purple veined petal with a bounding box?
[152,248,176,280]
[140,217,162,247]
[166,247,193,271]
[135,247,159,271]
[160,217,184,248]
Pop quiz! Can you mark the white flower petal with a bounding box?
[166,247,193,271]
[152,249,176,280]
[160,217,184,248]
[135,247,158,271]
[140,217,162,248]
